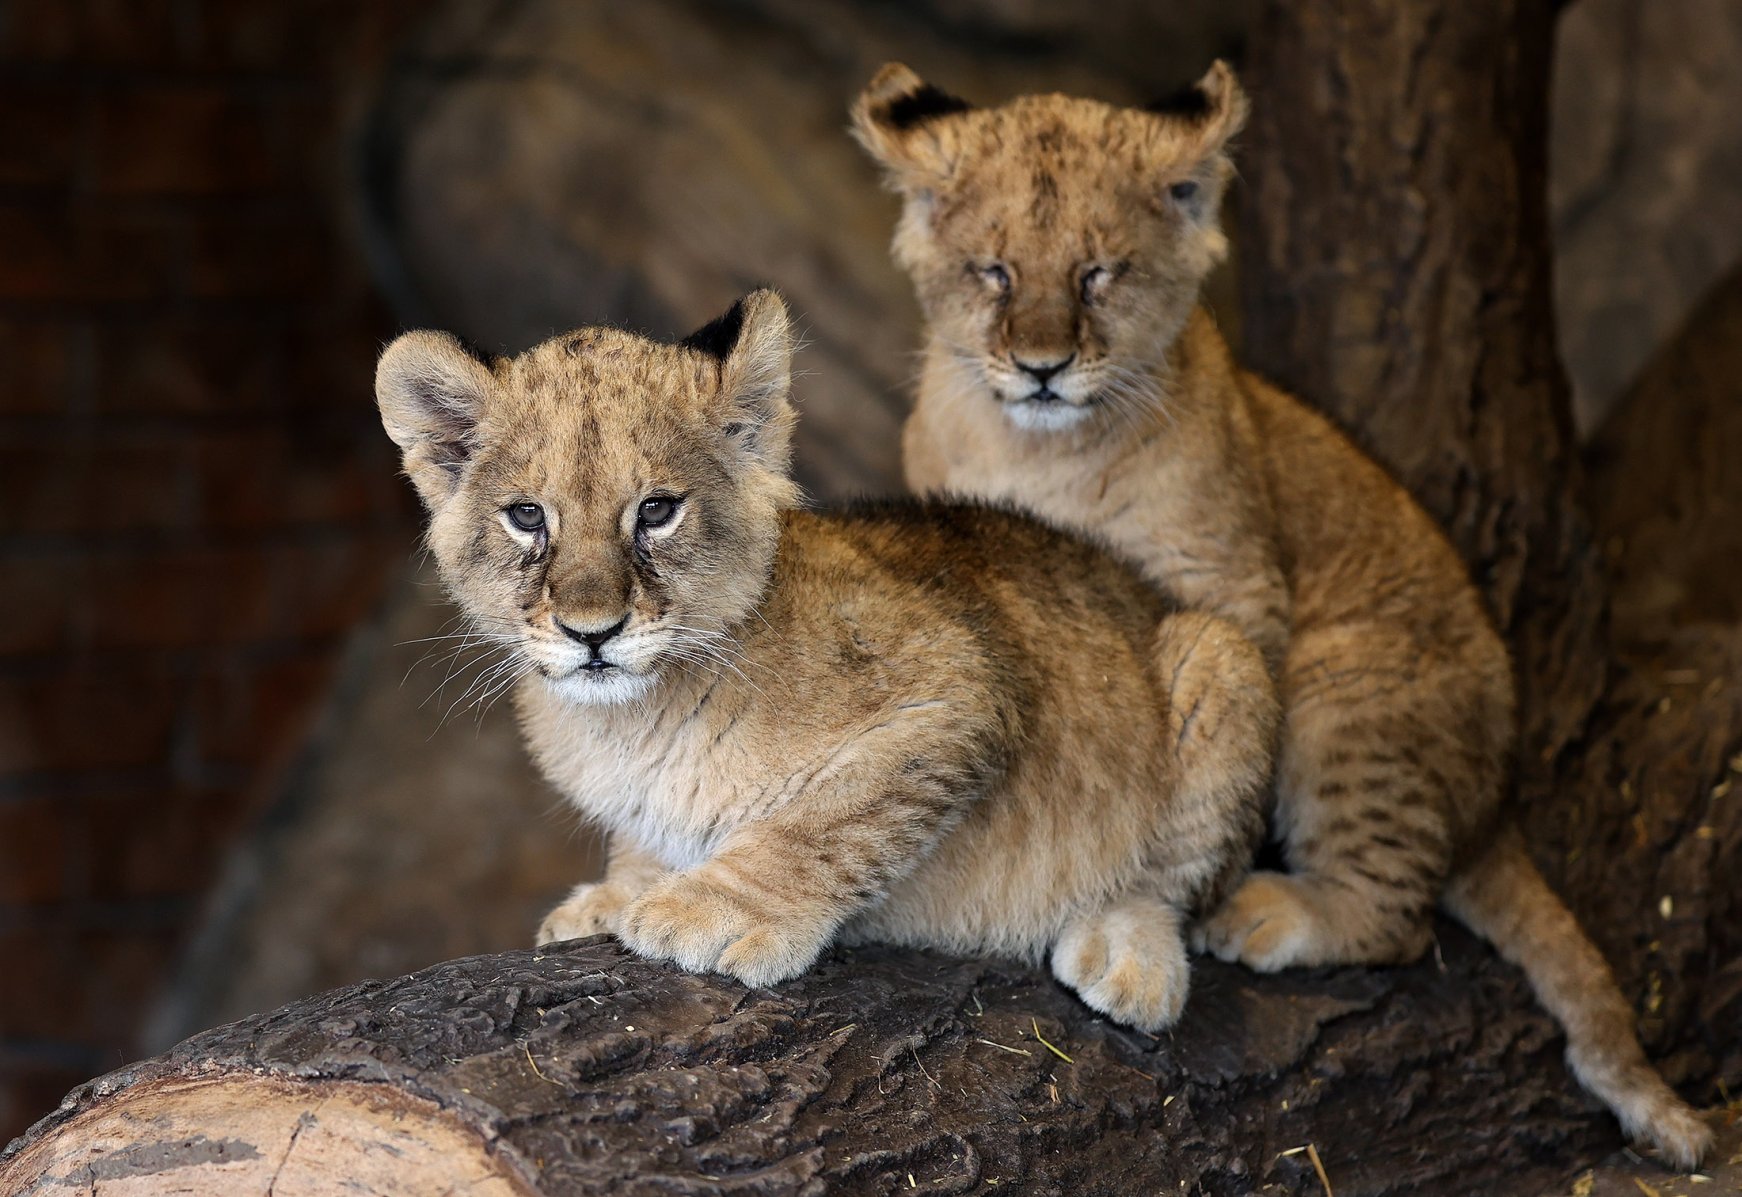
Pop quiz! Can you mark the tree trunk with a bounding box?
[1585,261,1742,633]
[1237,0,1742,1129]
[8,2,1740,1194]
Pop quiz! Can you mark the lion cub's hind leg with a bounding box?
[1052,894,1191,1032]
[1197,622,1499,971]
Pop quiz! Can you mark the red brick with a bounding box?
[0,665,179,776]
[0,926,74,1040]
[95,86,280,196]
[0,203,178,301]
[0,556,81,657]
[283,311,399,411]
[185,206,335,299]
[81,785,240,900]
[0,794,72,904]
[0,923,175,1045]
[0,320,81,416]
[192,653,335,768]
[0,440,190,538]
[0,83,91,190]
[190,428,399,532]
[81,545,274,650]
[94,317,279,415]
[0,0,180,65]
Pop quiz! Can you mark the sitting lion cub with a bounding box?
[851,62,1709,1164]
[374,289,1277,1030]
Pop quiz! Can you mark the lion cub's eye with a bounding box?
[978,263,1011,294]
[638,496,679,529]
[1080,265,1113,304]
[507,502,545,531]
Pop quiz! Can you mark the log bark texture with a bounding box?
[6,939,1733,1196]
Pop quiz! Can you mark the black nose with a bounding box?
[557,615,627,650]
[1013,353,1074,384]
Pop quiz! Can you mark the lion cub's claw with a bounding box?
[619,873,829,989]
[536,881,632,946]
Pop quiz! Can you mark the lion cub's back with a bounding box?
[784,499,1169,655]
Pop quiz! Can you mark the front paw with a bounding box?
[619,873,830,988]
[1051,903,1190,1032]
[536,881,633,946]
[1192,871,1323,971]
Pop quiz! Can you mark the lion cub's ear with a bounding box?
[681,289,798,478]
[375,330,495,509]
[850,62,974,192]
[1144,60,1250,178]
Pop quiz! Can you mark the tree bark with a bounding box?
[6,938,1733,1197]
[1585,261,1742,634]
[1236,0,1742,1134]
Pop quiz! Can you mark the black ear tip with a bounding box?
[881,83,973,130]
[1144,82,1212,120]
[450,333,498,370]
[678,296,750,361]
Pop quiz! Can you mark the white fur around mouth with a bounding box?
[548,666,657,707]
[999,395,1097,432]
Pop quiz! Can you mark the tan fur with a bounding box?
[854,64,1710,1166]
[375,289,1277,1032]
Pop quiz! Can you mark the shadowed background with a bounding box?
[2,0,1740,1144]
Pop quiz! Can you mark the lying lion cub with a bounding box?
[374,289,1277,1030]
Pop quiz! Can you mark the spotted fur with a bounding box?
[854,62,1711,1167]
[375,289,1278,1032]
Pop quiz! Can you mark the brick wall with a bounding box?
[0,0,423,1141]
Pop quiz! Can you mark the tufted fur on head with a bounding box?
[852,61,1247,431]
[374,289,800,707]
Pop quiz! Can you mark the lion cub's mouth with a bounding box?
[996,386,1100,431]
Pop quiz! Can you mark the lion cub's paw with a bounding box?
[619,872,830,988]
[1193,871,1325,971]
[536,881,634,946]
[1051,902,1190,1032]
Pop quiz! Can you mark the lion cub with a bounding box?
[375,289,1276,1031]
[852,63,1709,1164]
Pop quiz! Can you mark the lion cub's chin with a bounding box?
[1000,396,1097,433]
[545,667,659,708]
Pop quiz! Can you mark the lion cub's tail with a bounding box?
[1442,823,1713,1170]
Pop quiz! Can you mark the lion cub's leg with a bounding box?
[1198,622,1504,971]
[536,839,668,946]
[618,711,999,988]
[1052,893,1191,1031]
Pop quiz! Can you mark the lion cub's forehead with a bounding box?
[942,96,1171,244]
[477,328,719,490]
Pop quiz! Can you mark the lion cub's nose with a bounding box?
[1013,353,1074,383]
[556,615,627,651]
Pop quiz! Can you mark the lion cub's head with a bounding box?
[852,63,1247,431]
[376,290,800,706]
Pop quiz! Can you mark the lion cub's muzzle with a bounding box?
[556,614,629,673]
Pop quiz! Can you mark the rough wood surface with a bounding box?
[1234,0,1742,1162]
[9,938,1723,1196]
[1585,261,1742,633]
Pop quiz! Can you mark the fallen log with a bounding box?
[7,935,1722,1196]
